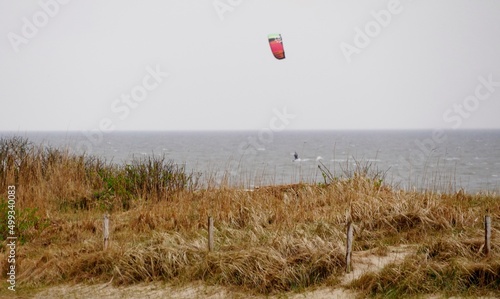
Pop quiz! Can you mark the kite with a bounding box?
[268,34,285,60]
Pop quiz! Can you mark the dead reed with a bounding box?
[0,136,499,297]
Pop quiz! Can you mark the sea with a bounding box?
[2,130,500,193]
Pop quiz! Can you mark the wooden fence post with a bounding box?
[208,216,214,252]
[484,214,491,256]
[103,214,109,251]
[346,220,354,273]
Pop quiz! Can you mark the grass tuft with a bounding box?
[0,136,499,297]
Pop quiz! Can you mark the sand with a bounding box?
[32,245,415,299]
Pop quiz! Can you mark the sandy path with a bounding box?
[284,245,415,299]
[32,246,414,299]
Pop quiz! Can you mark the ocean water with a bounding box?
[3,130,500,193]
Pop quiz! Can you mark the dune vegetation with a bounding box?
[0,136,499,298]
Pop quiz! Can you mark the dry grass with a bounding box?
[0,137,499,297]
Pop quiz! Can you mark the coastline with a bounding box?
[1,136,499,298]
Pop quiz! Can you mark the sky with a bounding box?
[1,0,500,132]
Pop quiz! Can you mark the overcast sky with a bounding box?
[1,0,500,132]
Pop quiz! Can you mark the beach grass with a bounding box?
[0,136,499,297]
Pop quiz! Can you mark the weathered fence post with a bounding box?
[346,218,354,273]
[103,214,110,251]
[208,216,214,252]
[484,213,491,256]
